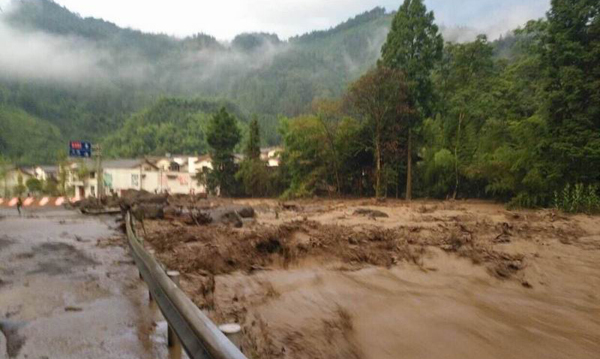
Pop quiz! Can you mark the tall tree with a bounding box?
[237,116,270,197]
[245,116,262,160]
[279,116,331,198]
[206,107,241,196]
[438,35,495,199]
[346,66,411,199]
[313,99,345,193]
[543,0,600,185]
[381,0,444,200]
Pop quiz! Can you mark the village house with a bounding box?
[1,167,33,197]
[57,148,283,199]
[68,157,209,199]
[195,154,214,173]
[33,165,59,182]
[261,146,283,167]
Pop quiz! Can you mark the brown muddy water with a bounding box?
[144,199,600,359]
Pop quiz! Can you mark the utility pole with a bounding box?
[94,144,103,204]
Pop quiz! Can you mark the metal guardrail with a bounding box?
[125,212,248,359]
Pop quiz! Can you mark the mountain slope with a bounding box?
[102,98,246,158]
[0,0,396,164]
[0,104,63,165]
[0,0,522,164]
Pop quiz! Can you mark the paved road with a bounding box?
[0,208,169,359]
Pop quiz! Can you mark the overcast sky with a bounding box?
[9,0,551,40]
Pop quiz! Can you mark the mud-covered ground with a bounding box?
[142,199,600,359]
[0,209,174,359]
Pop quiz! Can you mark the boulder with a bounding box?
[187,205,254,228]
[132,203,164,220]
[207,208,243,228]
[120,189,168,207]
[230,205,255,218]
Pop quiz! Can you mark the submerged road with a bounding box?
[0,208,170,359]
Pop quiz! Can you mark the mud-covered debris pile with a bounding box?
[144,217,527,280]
[78,190,258,228]
[140,199,600,359]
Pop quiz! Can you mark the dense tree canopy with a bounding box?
[206,108,241,196]
[346,67,411,198]
[380,0,444,199]
[543,0,600,185]
[276,0,599,209]
[381,0,443,115]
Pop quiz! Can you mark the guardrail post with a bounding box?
[219,324,242,351]
[167,270,182,355]
[167,270,180,286]
[147,250,156,302]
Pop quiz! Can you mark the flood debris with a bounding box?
[493,223,512,243]
[64,306,83,312]
[0,236,15,251]
[133,198,600,359]
[353,208,389,218]
[0,320,26,358]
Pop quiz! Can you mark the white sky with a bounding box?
[4,0,551,40]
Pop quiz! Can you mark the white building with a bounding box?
[33,166,58,182]
[69,157,209,199]
[64,148,282,200]
[1,167,33,197]
[261,147,282,167]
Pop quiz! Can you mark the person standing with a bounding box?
[16,196,23,216]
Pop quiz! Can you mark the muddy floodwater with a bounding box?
[143,199,600,359]
[0,208,172,359]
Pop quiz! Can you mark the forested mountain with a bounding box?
[0,0,526,165]
[102,98,246,158]
[0,0,399,164]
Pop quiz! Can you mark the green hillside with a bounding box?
[0,0,399,163]
[0,0,522,164]
[0,105,63,164]
[102,98,246,158]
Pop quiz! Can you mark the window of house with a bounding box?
[169,162,180,171]
[131,174,139,187]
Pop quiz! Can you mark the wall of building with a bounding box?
[2,170,33,196]
[94,168,205,197]
[159,171,205,194]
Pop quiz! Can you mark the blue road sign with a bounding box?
[69,141,92,158]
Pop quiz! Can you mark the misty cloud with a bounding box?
[431,0,549,41]
[0,0,544,94]
[440,26,487,43]
[0,21,109,83]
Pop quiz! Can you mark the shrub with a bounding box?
[554,183,600,214]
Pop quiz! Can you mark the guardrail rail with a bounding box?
[125,212,248,359]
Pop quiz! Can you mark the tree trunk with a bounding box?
[405,128,412,201]
[333,162,341,195]
[396,167,399,199]
[453,113,464,200]
[375,138,382,199]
